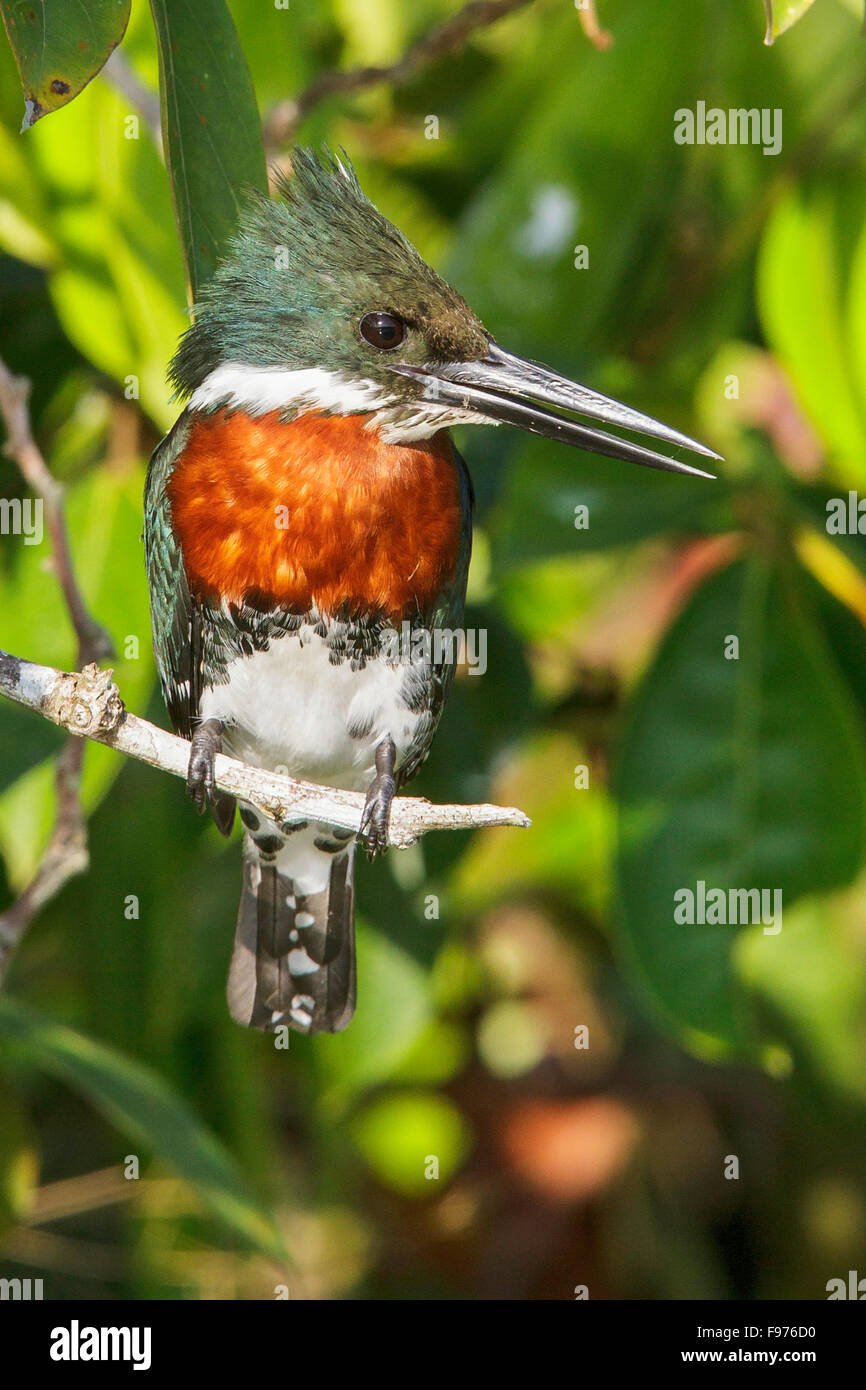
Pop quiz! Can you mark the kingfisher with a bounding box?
[144,150,716,1037]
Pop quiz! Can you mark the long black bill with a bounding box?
[387,341,719,479]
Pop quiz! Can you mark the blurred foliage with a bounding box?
[0,0,865,1301]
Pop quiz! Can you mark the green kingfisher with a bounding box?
[144,149,717,1037]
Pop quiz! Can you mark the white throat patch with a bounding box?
[187,362,494,443]
[188,363,390,418]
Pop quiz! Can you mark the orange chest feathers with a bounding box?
[167,409,465,622]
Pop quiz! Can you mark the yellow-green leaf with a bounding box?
[762,0,817,44]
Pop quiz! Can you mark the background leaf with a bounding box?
[0,997,287,1262]
[758,187,866,482]
[763,0,817,44]
[615,555,866,1053]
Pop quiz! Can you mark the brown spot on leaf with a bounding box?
[50,79,71,95]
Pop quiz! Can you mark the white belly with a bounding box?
[199,625,421,791]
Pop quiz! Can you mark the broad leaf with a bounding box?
[762,0,817,44]
[0,0,130,129]
[615,554,866,1054]
[148,0,267,300]
[758,188,866,483]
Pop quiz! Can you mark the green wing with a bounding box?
[144,412,200,741]
[144,411,235,836]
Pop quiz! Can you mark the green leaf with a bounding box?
[16,78,187,428]
[490,437,731,569]
[757,188,866,482]
[762,0,817,45]
[0,996,288,1262]
[148,0,267,300]
[0,0,130,130]
[615,555,866,1056]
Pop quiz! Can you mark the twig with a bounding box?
[0,739,87,983]
[0,652,531,848]
[0,359,113,667]
[264,0,536,151]
[0,359,114,982]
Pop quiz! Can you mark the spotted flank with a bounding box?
[227,820,356,1033]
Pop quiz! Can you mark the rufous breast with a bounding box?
[167,408,464,622]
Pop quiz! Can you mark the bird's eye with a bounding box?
[359,311,406,350]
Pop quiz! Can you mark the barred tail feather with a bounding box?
[227,822,356,1034]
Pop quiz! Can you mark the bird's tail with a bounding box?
[227,819,356,1034]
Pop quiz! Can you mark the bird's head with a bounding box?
[170,149,717,477]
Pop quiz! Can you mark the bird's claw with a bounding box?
[359,735,397,861]
[358,774,396,860]
[187,718,222,815]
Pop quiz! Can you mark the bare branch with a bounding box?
[0,738,87,983]
[265,0,535,151]
[0,651,531,849]
[0,359,114,667]
[0,358,117,980]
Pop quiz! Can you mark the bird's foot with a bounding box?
[359,735,397,860]
[187,718,223,814]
